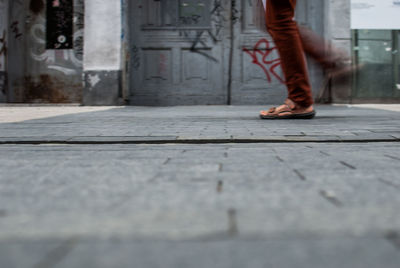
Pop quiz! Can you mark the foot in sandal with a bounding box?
[260,98,316,119]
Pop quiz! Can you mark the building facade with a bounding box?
[0,0,397,105]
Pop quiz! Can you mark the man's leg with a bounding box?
[265,0,313,108]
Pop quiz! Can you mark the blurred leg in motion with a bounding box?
[298,25,353,78]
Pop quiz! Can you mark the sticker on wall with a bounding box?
[46,0,73,49]
[351,0,400,29]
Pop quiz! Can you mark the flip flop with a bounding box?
[259,99,316,120]
[260,109,316,119]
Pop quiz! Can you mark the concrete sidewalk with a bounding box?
[0,105,399,143]
[0,105,400,268]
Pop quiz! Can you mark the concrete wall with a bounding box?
[83,0,123,105]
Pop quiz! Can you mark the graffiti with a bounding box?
[9,0,23,42]
[73,30,84,62]
[30,20,83,71]
[179,0,227,62]
[10,21,23,39]
[231,0,239,24]
[0,30,6,71]
[25,0,84,75]
[30,6,83,76]
[180,29,218,62]
[72,6,84,62]
[0,30,6,56]
[0,72,6,96]
[180,15,202,25]
[210,0,225,39]
[243,39,285,84]
[132,45,140,69]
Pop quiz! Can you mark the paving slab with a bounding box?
[1,237,400,268]
[1,143,400,238]
[0,105,400,267]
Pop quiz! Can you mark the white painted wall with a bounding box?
[83,0,122,71]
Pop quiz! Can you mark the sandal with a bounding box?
[260,99,316,119]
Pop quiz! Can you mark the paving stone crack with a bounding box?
[384,154,400,161]
[385,231,400,250]
[339,161,357,170]
[378,178,400,190]
[217,180,223,193]
[163,158,171,165]
[293,169,307,181]
[320,150,330,156]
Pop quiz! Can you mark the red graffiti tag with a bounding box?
[243,39,284,84]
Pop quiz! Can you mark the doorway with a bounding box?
[128,0,324,106]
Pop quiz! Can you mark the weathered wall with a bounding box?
[83,0,121,70]
[82,0,122,105]
[6,0,26,102]
[0,0,8,102]
[7,0,84,103]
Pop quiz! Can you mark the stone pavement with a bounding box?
[0,105,399,143]
[0,105,399,268]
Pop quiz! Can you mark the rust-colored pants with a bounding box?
[266,0,313,107]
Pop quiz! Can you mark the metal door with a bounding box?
[128,0,324,106]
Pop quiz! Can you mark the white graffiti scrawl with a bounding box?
[29,2,84,76]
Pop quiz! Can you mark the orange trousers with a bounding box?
[266,0,313,107]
